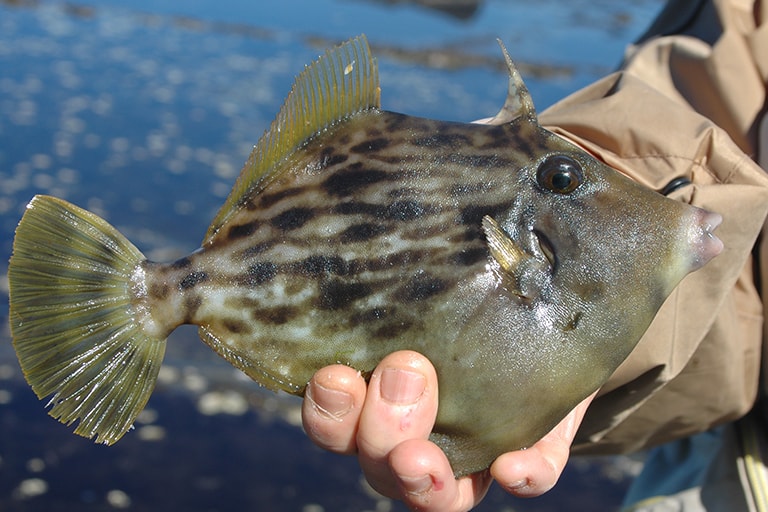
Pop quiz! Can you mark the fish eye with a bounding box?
[536,155,583,194]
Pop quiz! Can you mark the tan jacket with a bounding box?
[538,0,768,455]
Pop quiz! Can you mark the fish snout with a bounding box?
[687,207,723,271]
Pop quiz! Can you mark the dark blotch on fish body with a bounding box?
[223,318,250,334]
[295,255,351,277]
[339,223,391,243]
[450,247,488,266]
[271,207,314,231]
[322,167,390,197]
[179,271,208,290]
[240,262,278,287]
[255,305,298,325]
[184,295,203,322]
[374,320,414,339]
[399,272,447,302]
[330,200,431,221]
[386,200,429,221]
[320,146,350,167]
[258,188,303,209]
[228,221,258,240]
[332,201,383,217]
[318,279,372,310]
[459,203,512,227]
[149,283,170,300]
[350,137,390,153]
[412,133,472,148]
[242,242,273,258]
[352,307,390,324]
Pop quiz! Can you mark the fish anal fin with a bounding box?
[205,35,381,243]
[198,326,304,395]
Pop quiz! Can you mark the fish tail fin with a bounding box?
[8,195,166,445]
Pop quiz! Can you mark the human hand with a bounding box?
[302,350,596,511]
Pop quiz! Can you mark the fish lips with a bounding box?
[688,208,723,271]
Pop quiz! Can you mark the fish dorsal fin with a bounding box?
[484,40,537,126]
[204,35,381,243]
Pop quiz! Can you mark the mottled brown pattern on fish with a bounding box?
[139,110,553,389]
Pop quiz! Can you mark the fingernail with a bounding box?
[507,478,528,491]
[399,474,433,497]
[307,381,353,420]
[380,368,425,405]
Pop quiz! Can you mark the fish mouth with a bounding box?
[689,209,723,271]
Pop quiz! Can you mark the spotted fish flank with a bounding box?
[8,36,723,476]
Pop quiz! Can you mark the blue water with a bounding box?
[0,0,660,510]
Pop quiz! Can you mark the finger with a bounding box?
[356,350,439,498]
[302,364,367,454]
[491,391,597,497]
[389,438,493,512]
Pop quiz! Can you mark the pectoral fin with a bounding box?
[482,215,538,299]
[482,216,528,273]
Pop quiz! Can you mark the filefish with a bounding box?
[7,36,722,476]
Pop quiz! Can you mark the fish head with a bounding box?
[483,40,722,324]
[483,136,722,356]
[433,45,722,474]
[439,136,724,472]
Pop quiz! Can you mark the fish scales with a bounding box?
[7,36,723,476]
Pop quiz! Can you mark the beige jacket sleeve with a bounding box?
[538,0,768,454]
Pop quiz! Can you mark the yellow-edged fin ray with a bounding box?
[482,215,530,275]
[482,215,540,299]
[204,35,381,243]
[8,195,165,445]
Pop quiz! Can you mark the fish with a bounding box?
[7,35,723,476]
